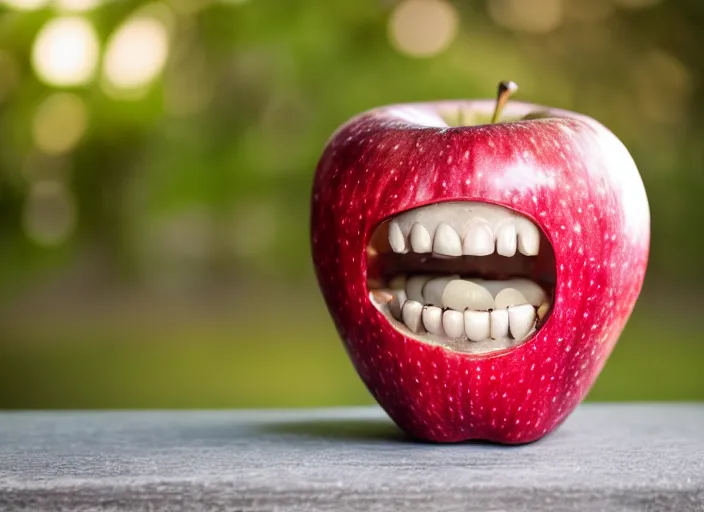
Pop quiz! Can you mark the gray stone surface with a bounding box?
[0,404,702,511]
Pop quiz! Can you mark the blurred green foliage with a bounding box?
[0,0,702,408]
[1,296,703,408]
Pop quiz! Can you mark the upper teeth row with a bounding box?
[388,201,541,257]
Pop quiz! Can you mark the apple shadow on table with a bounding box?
[259,418,547,446]
[259,418,409,443]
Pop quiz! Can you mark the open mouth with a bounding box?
[368,202,556,355]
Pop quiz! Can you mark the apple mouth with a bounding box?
[367,201,556,355]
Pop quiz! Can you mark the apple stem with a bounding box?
[490,80,518,124]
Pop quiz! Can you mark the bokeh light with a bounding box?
[23,180,76,246]
[102,13,170,98]
[1,0,49,10]
[54,0,102,12]
[488,0,564,34]
[0,0,702,411]
[31,16,100,87]
[388,0,459,58]
[32,93,88,155]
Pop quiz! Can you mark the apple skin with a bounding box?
[310,99,649,444]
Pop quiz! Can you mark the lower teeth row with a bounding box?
[386,295,549,343]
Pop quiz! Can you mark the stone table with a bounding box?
[0,404,702,511]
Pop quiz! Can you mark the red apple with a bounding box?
[310,83,649,444]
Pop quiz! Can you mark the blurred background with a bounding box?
[0,0,702,409]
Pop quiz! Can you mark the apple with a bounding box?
[310,82,649,444]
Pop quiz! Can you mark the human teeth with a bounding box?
[378,202,551,348]
[387,201,541,259]
[516,218,540,256]
[389,297,403,321]
[423,275,459,306]
[496,221,517,257]
[389,290,407,320]
[402,300,424,333]
[422,306,444,336]
[441,279,494,311]
[442,310,465,338]
[410,223,432,253]
[508,278,548,306]
[406,275,430,303]
[433,223,462,257]
[494,288,529,309]
[463,222,494,256]
[388,221,407,254]
[464,310,490,341]
[378,277,550,347]
[490,309,509,339]
[508,304,535,341]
